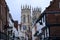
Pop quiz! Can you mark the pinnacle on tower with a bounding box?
[21,5,31,10]
[32,7,41,12]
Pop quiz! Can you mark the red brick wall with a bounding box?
[46,14,56,24]
[45,0,60,38]
[46,14,60,37]
[0,0,9,32]
[56,14,60,23]
[46,14,60,24]
[50,26,60,37]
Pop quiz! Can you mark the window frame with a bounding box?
[23,15,26,23]
[28,15,30,23]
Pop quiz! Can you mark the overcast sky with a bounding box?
[5,0,52,24]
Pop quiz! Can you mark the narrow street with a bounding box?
[0,0,60,40]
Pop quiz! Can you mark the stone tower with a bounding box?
[32,7,41,24]
[21,5,32,40]
[32,7,41,40]
[21,5,32,32]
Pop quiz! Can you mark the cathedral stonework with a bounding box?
[21,5,41,40]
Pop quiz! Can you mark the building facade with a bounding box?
[0,0,10,40]
[35,0,60,40]
[7,13,14,40]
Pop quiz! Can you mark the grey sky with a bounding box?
[5,0,52,24]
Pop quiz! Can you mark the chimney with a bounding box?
[14,21,18,30]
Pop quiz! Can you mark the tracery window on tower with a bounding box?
[28,15,30,23]
[23,15,26,23]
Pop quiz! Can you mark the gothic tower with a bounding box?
[21,5,32,40]
[21,5,32,32]
[32,7,41,24]
[32,7,41,40]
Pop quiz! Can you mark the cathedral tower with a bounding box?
[32,7,41,24]
[21,5,32,32]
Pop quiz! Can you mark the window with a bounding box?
[28,26,30,31]
[23,15,25,23]
[28,15,30,23]
[23,25,27,30]
[47,28,49,37]
[59,2,60,8]
[45,29,46,38]
[33,16,37,23]
[28,25,32,31]
[8,31,12,36]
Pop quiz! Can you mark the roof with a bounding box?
[35,10,60,24]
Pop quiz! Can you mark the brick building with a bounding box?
[0,0,9,40]
[35,0,60,40]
